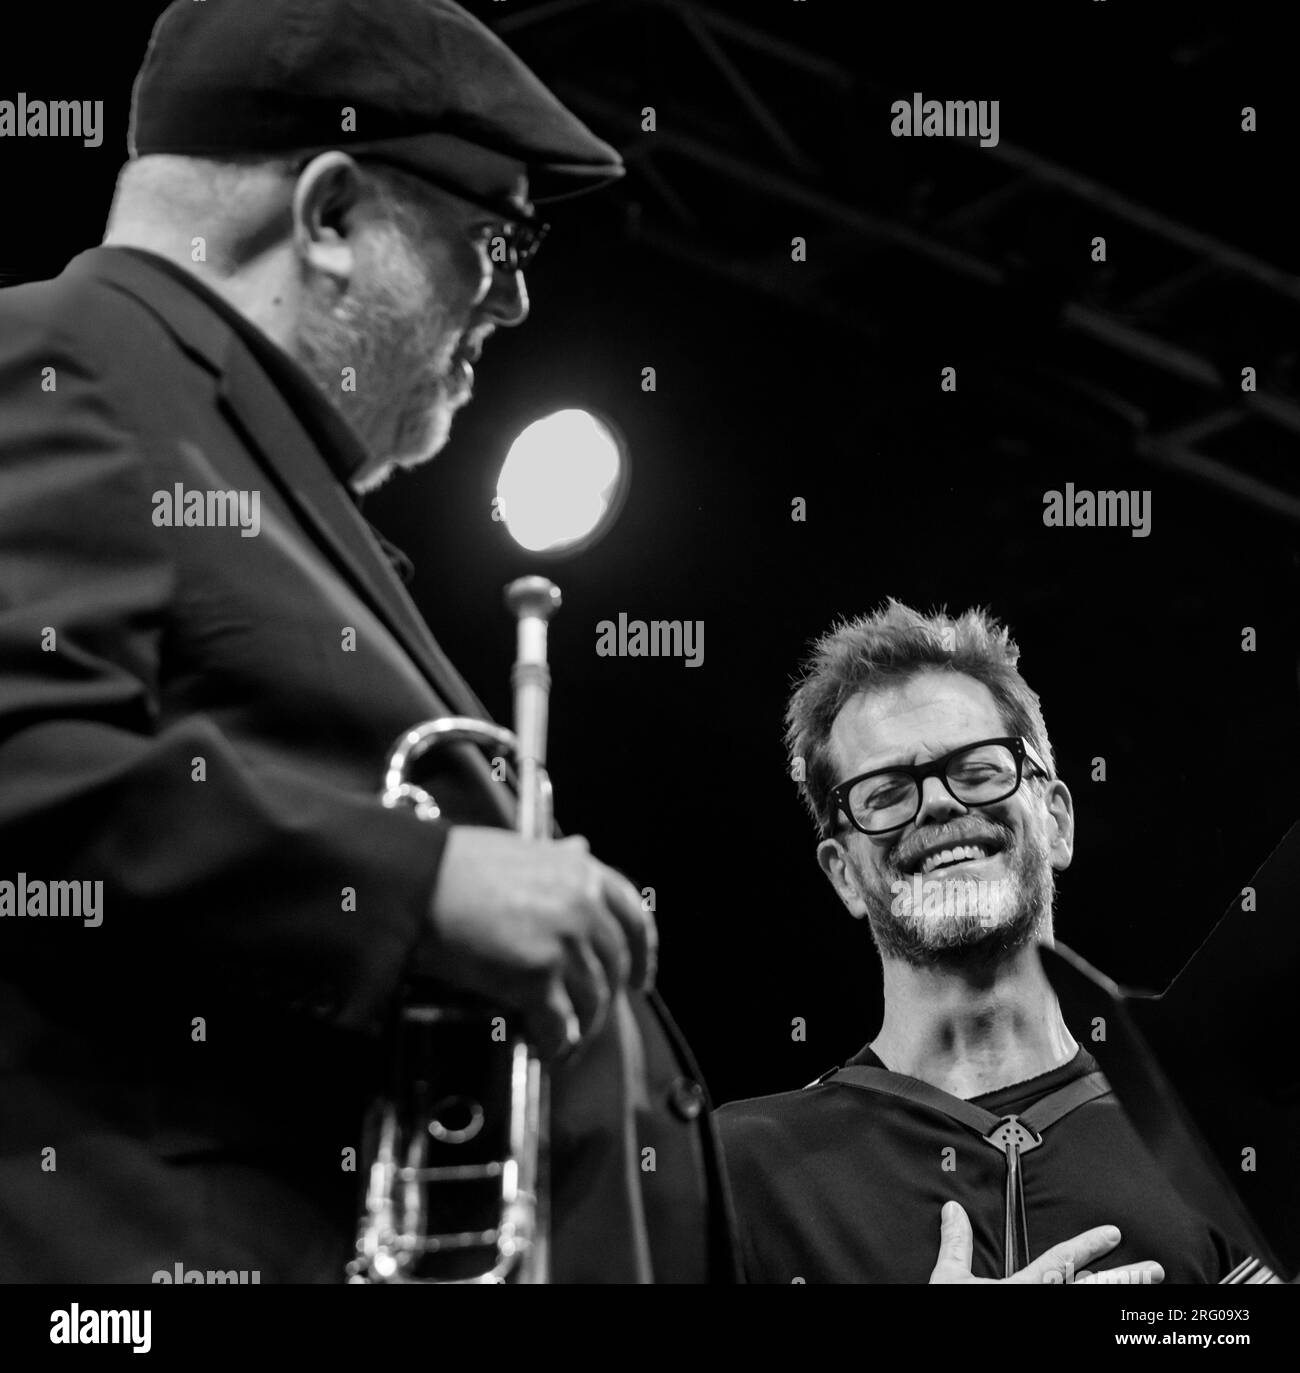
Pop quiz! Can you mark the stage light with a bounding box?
[497,409,627,554]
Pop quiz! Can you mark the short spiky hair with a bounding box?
[786,599,1057,838]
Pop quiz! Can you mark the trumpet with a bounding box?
[347,575,562,1284]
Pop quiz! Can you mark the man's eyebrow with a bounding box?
[503,184,535,216]
[468,198,534,226]
[850,741,959,774]
[853,755,911,775]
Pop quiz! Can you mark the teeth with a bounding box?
[919,843,990,876]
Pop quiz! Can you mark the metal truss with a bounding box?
[493,0,1300,525]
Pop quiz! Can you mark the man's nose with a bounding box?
[482,264,529,327]
[914,774,969,828]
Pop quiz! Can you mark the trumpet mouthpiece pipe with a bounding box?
[507,577,560,843]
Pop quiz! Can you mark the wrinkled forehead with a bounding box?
[827,670,1008,777]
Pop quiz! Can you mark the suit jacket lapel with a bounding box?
[216,343,492,721]
[82,247,494,723]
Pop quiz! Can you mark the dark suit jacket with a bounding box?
[0,245,736,1283]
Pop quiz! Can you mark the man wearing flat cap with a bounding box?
[0,0,736,1283]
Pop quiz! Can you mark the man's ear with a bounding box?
[817,836,871,920]
[291,151,367,288]
[1044,779,1075,871]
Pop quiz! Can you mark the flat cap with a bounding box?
[128,0,624,204]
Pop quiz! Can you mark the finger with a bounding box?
[526,977,581,1061]
[1074,1262,1164,1287]
[599,863,656,990]
[1015,1225,1123,1284]
[558,834,591,855]
[928,1200,974,1283]
[585,901,634,996]
[563,937,612,1046]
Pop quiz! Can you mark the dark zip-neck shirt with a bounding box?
[716,1044,1246,1283]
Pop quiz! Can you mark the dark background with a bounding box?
[3,1,1297,1107]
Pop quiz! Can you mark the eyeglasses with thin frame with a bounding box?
[292,153,551,273]
[829,736,1052,836]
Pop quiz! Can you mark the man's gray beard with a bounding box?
[293,231,451,478]
[860,826,1055,971]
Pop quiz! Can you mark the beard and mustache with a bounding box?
[850,820,1056,972]
[293,212,460,490]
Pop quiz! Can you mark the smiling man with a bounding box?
[715,598,1249,1284]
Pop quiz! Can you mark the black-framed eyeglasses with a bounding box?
[293,153,551,273]
[829,736,1052,836]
